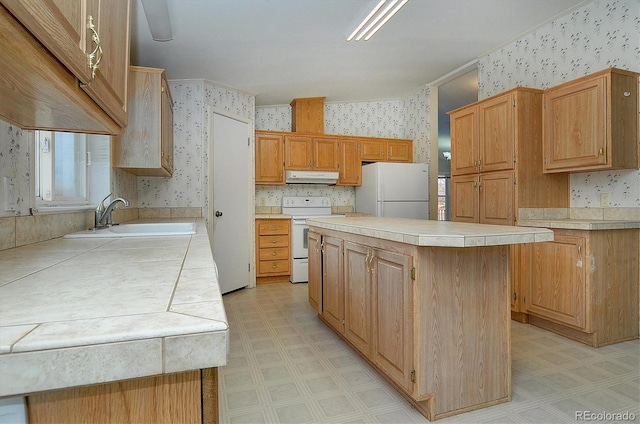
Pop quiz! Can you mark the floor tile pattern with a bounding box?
[220,283,639,423]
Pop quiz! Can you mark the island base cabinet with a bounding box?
[27,369,219,424]
[310,227,512,421]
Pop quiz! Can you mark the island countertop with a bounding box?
[306,216,553,247]
[0,219,228,398]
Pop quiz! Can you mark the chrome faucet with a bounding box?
[95,194,130,228]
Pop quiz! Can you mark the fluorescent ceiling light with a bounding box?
[141,0,173,41]
[347,0,409,41]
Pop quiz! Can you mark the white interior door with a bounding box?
[210,109,252,294]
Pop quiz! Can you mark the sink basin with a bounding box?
[64,222,197,238]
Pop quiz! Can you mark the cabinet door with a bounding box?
[80,0,131,127]
[372,248,413,391]
[255,132,284,184]
[528,232,586,329]
[322,236,344,332]
[479,93,514,172]
[1,0,92,83]
[450,105,478,175]
[344,242,372,355]
[451,175,479,223]
[312,137,339,171]
[160,76,174,174]
[479,171,514,225]
[360,139,386,161]
[387,139,413,162]
[284,135,313,170]
[337,139,361,186]
[308,231,322,312]
[543,76,606,171]
[3,0,131,127]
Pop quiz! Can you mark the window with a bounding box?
[34,131,111,208]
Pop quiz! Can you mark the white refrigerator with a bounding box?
[355,162,429,219]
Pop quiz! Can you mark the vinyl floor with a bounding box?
[219,283,639,424]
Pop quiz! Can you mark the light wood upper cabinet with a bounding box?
[2,0,131,128]
[450,91,514,175]
[450,87,568,225]
[360,138,386,161]
[479,93,514,172]
[450,106,478,175]
[542,68,639,173]
[313,137,340,171]
[361,138,413,162]
[114,66,174,176]
[284,135,339,171]
[337,139,361,186]
[255,131,285,184]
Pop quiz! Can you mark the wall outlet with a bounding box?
[3,176,17,212]
[599,192,609,207]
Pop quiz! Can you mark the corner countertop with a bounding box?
[306,216,553,247]
[518,219,640,231]
[255,214,291,219]
[0,219,228,398]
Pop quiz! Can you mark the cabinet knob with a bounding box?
[271,264,278,269]
[271,226,277,231]
[271,240,277,243]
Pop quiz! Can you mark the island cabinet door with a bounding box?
[308,231,322,312]
[322,236,345,333]
[527,231,587,329]
[372,248,414,392]
[343,242,373,356]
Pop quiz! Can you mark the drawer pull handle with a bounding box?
[271,252,277,256]
[271,227,277,231]
[271,264,278,268]
[271,240,277,243]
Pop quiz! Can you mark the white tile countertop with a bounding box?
[306,216,554,247]
[0,219,228,397]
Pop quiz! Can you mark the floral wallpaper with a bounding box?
[0,121,30,217]
[479,0,640,207]
[137,80,256,224]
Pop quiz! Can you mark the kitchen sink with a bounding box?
[63,222,196,238]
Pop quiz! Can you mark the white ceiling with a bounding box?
[130,0,589,107]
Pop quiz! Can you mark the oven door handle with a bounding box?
[292,219,308,225]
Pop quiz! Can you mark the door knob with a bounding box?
[215,211,223,217]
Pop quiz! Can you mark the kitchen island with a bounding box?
[0,219,227,423]
[306,216,553,421]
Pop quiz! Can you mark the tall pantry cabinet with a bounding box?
[449,87,569,319]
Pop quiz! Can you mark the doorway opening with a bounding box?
[436,68,478,220]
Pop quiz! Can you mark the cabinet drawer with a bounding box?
[257,221,290,236]
[258,259,290,275]
[259,247,289,261]
[259,235,289,248]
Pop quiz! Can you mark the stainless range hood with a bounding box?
[285,170,339,185]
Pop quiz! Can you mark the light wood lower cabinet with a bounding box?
[321,235,344,332]
[525,228,639,347]
[255,219,291,283]
[27,369,218,424]
[308,228,511,420]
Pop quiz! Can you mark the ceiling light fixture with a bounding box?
[347,0,409,42]
[141,0,173,42]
